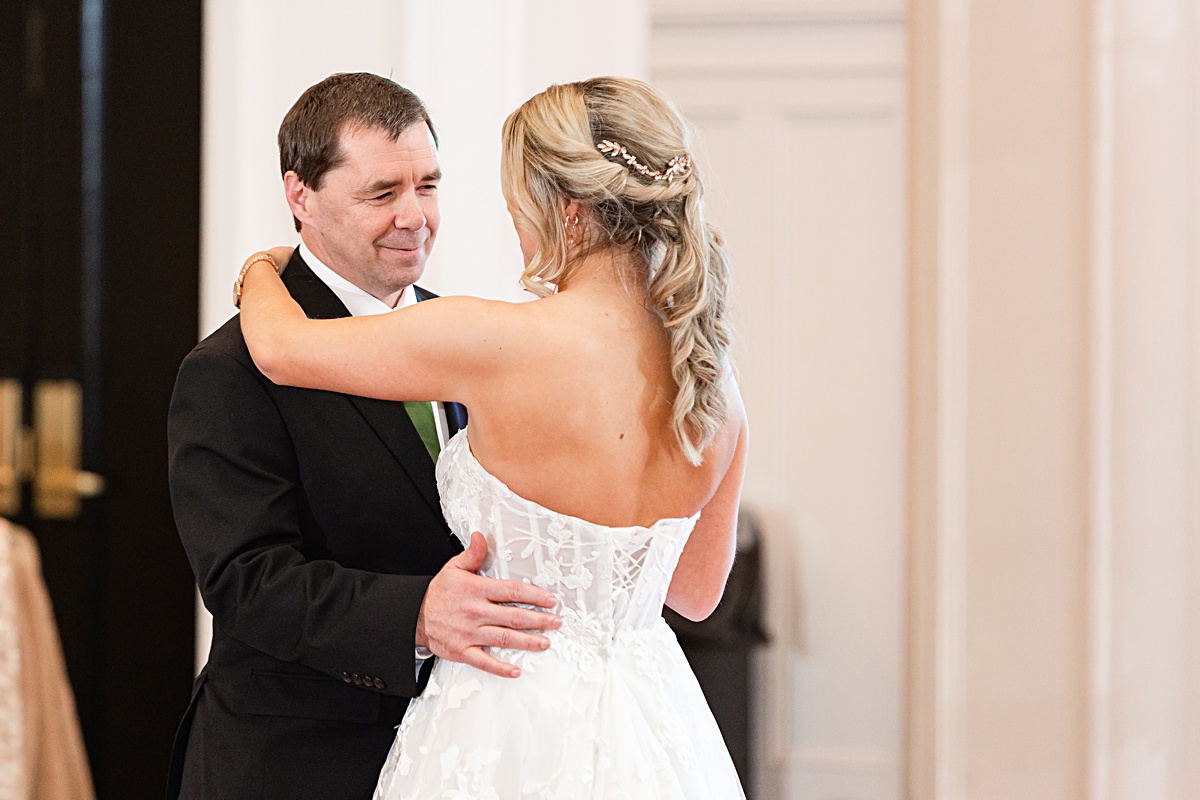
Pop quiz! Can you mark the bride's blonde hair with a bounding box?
[501,77,732,466]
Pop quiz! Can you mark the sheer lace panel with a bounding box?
[436,431,698,643]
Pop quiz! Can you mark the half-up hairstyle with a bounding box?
[501,77,733,465]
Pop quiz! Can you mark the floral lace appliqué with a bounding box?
[372,431,746,800]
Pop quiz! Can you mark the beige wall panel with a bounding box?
[962,2,1091,799]
[910,0,1200,798]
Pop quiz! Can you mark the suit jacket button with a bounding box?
[341,672,352,683]
[352,674,363,686]
[373,677,386,690]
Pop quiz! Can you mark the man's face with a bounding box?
[289,123,441,305]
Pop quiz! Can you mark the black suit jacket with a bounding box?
[166,252,466,800]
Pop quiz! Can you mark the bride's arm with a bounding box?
[665,386,749,622]
[238,249,506,403]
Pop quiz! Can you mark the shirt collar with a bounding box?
[298,241,414,317]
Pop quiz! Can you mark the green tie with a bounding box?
[404,401,441,462]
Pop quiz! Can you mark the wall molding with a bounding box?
[1086,0,1115,797]
[930,0,969,796]
[653,0,904,26]
[651,64,904,79]
[1191,3,1200,793]
[905,0,970,797]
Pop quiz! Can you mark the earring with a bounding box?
[564,214,579,247]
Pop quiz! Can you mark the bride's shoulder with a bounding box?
[418,294,539,317]
[409,294,559,358]
[411,295,528,331]
[434,293,562,332]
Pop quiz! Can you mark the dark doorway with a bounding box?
[0,0,200,796]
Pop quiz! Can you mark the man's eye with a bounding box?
[371,192,392,201]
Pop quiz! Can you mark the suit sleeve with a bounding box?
[168,344,428,696]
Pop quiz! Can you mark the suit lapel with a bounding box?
[283,252,443,516]
[344,395,442,515]
[281,251,352,320]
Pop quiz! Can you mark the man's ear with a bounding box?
[283,171,316,230]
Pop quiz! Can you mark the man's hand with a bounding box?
[416,532,562,678]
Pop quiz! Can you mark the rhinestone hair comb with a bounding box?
[596,139,692,182]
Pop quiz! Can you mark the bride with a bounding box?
[238,76,748,799]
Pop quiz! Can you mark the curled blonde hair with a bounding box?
[501,77,732,465]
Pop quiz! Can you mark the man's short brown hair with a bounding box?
[278,73,438,231]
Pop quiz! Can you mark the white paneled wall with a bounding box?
[196,0,648,671]
[653,3,909,798]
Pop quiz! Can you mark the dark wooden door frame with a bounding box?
[2,1,201,796]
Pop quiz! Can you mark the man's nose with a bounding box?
[391,190,426,230]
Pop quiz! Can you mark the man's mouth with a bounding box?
[379,237,425,252]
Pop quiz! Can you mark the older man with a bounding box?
[166,73,559,800]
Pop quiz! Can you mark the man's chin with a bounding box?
[376,252,426,289]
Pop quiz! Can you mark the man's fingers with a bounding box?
[484,578,558,609]
[423,535,563,669]
[449,532,488,573]
[505,607,562,632]
[478,626,552,653]
[464,598,560,632]
[510,609,561,633]
[462,646,522,679]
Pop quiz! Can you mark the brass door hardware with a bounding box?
[0,379,24,517]
[0,379,107,520]
[33,380,106,519]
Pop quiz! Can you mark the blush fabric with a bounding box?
[0,519,96,800]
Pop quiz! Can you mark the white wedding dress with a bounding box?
[374,430,746,799]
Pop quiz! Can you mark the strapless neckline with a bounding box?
[375,427,746,799]
[444,429,701,533]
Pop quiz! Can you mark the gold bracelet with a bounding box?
[232,252,281,309]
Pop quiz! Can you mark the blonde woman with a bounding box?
[238,77,748,798]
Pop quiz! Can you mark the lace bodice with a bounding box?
[436,430,699,644]
[374,431,745,799]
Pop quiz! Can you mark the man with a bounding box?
[166,73,560,800]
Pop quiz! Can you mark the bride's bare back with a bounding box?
[463,279,742,530]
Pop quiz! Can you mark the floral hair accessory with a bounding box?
[596,139,692,182]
